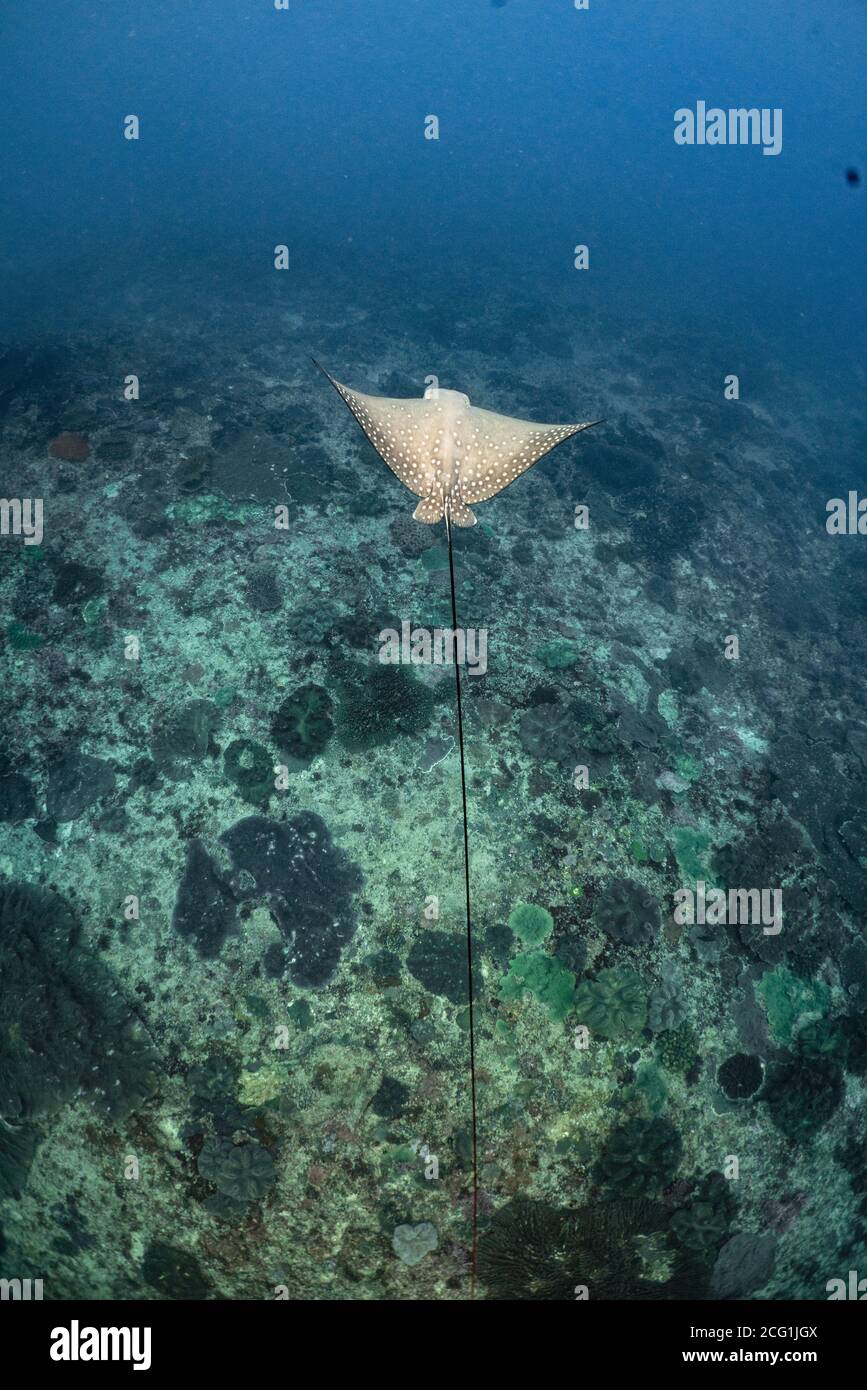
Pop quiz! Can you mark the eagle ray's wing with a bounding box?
[458,405,601,505]
[319,368,444,501]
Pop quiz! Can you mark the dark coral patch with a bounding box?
[335,663,436,750]
[0,771,36,824]
[271,683,333,763]
[594,877,660,946]
[761,1056,843,1141]
[223,738,273,805]
[0,881,158,1125]
[718,1052,764,1100]
[407,932,477,1006]
[197,1137,275,1201]
[52,561,103,605]
[221,813,363,987]
[0,1121,40,1199]
[370,1076,410,1120]
[46,752,115,823]
[478,1196,704,1301]
[141,1242,211,1300]
[173,839,237,959]
[152,699,219,779]
[594,1117,683,1196]
[245,565,282,612]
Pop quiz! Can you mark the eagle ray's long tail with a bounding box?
[445,505,479,1299]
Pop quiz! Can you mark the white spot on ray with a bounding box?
[316,364,602,527]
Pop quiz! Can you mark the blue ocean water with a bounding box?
[3,1,864,375]
[0,0,866,1310]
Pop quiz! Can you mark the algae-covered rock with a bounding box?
[535,639,582,670]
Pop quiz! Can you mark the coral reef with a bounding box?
[499,951,576,1023]
[335,663,437,750]
[223,738,274,805]
[270,683,333,763]
[594,1117,683,1197]
[507,901,554,946]
[573,967,648,1039]
[594,877,660,946]
[197,1138,275,1201]
[2,255,862,1303]
[478,1196,699,1300]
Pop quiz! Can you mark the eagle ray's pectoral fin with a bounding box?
[316,367,444,500]
[460,408,604,505]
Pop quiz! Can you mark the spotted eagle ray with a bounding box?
[316,362,602,1297]
[315,364,601,526]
